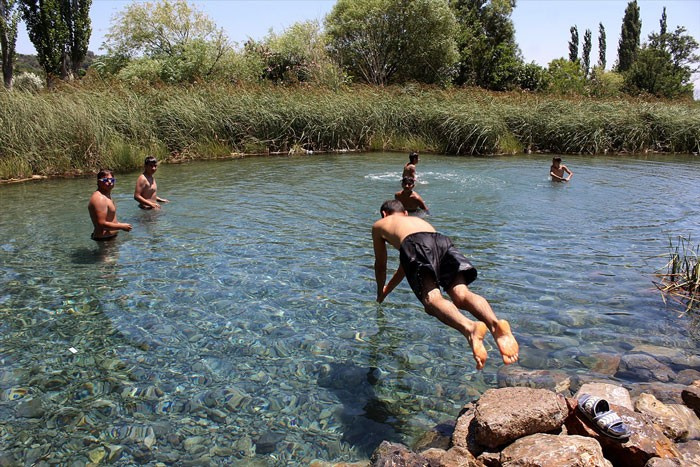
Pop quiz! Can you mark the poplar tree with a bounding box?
[450,0,522,90]
[0,0,20,89]
[598,22,606,69]
[616,0,641,72]
[568,26,579,63]
[21,0,67,86]
[20,0,91,85]
[582,28,592,77]
[63,0,92,77]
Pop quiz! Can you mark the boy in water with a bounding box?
[372,199,519,369]
[134,156,169,209]
[402,152,419,180]
[394,177,429,214]
[550,157,573,182]
[88,169,132,240]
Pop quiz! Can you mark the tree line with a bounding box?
[1,0,698,99]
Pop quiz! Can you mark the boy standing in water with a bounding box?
[394,177,429,214]
[402,152,419,180]
[550,157,573,182]
[372,199,519,370]
[88,169,132,240]
[134,156,169,209]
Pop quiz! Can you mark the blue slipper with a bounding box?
[578,394,631,441]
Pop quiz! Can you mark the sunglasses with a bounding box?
[99,177,116,183]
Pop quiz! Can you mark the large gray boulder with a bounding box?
[616,354,676,383]
[499,433,612,467]
[471,387,568,449]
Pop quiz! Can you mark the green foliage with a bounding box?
[1,0,21,88]
[598,23,606,69]
[64,0,92,76]
[588,67,623,97]
[101,0,229,83]
[12,70,43,91]
[515,62,549,92]
[325,0,458,86]
[568,26,579,63]
[625,25,699,99]
[582,29,592,77]
[20,0,67,85]
[451,0,521,90]
[546,58,586,95]
[616,0,641,72]
[243,20,347,87]
[1,84,699,180]
[20,0,92,85]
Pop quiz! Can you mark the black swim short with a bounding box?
[399,232,477,300]
[91,232,117,242]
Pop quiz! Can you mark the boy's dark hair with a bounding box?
[409,152,419,163]
[380,199,405,215]
[145,156,158,165]
[401,176,415,188]
[97,168,113,179]
[553,157,562,163]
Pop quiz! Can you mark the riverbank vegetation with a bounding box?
[1,83,699,181]
[656,236,700,315]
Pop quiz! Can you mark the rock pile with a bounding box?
[368,381,700,467]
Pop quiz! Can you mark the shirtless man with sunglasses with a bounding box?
[88,169,132,241]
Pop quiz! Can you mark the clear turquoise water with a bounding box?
[1,152,699,464]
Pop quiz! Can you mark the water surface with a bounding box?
[1,152,699,464]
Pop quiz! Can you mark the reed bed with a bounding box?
[655,236,700,315]
[1,84,698,180]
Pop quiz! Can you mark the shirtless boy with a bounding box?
[134,156,169,209]
[550,157,573,182]
[88,169,132,240]
[394,177,429,214]
[402,152,419,180]
[372,199,519,369]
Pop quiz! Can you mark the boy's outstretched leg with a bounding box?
[422,287,489,369]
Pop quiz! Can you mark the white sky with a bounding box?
[13,0,700,92]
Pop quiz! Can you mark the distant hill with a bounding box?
[13,51,100,77]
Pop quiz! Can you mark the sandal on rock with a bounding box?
[578,394,631,440]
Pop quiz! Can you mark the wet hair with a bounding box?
[552,157,562,163]
[145,156,158,165]
[97,168,113,179]
[409,152,419,163]
[401,176,415,188]
[380,199,405,215]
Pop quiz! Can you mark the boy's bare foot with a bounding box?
[467,322,489,370]
[493,320,519,365]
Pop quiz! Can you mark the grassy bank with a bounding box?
[1,84,699,180]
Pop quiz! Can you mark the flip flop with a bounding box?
[578,394,631,441]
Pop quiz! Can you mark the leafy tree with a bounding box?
[20,0,91,85]
[450,0,522,90]
[101,0,229,82]
[244,20,345,86]
[325,0,457,86]
[515,61,548,91]
[597,23,606,69]
[20,0,67,86]
[64,0,91,77]
[626,25,699,98]
[616,0,641,72]
[0,0,20,89]
[659,7,667,37]
[589,66,623,97]
[547,57,586,95]
[568,26,578,63]
[582,28,592,77]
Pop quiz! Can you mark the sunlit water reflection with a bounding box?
[1,152,699,464]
